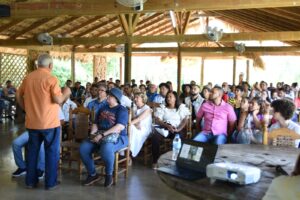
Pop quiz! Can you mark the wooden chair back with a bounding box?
[185,104,193,139]
[268,128,300,147]
[68,106,91,141]
[112,106,132,184]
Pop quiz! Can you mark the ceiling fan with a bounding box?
[116,0,147,11]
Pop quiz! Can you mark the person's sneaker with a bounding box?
[104,175,113,187]
[83,174,101,186]
[12,168,26,177]
[37,170,44,179]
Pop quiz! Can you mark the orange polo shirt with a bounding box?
[18,67,62,129]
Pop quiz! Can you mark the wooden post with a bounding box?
[246,59,250,83]
[71,51,75,83]
[119,56,123,84]
[200,57,205,86]
[93,55,96,79]
[232,56,236,85]
[177,46,182,93]
[124,41,132,83]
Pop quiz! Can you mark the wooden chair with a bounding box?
[113,108,132,184]
[60,107,92,176]
[96,108,132,184]
[184,104,193,139]
[266,128,300,147]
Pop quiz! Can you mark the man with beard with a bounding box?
[184,84,204,121]
[194,86,236,144]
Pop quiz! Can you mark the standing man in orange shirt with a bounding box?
[16,54,71,190]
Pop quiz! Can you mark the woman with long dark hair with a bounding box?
[151,91,190,168]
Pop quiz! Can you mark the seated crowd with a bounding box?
[0,80,17,123]
[9,54,300,192]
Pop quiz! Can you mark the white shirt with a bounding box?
[83,97,97,108]
[58,107,65,121]
[153,94,165,105]
[155,104,190,128]
[62,98,77,122]
[121,95,132,108]
[184,94,204,115]
[269,120,300,135]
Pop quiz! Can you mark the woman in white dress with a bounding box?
[130,92,152,157]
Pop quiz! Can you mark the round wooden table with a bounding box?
[157,144,300,200]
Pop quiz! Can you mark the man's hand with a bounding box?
[62,87,72,97]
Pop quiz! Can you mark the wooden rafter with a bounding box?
[118,14,130,36]
[132,13,141,34]
[46,17,80,33]
[4,31,300,46]
[73,46,300,53]
[76,17,118,37]
[10,18,53,39]
[182,12,191,34]
[8,0,300,19]
[134,14,166,34]
[61,16,105,36]
[93,23,123,38]
[118,13,141,36]
[0,19,23,34]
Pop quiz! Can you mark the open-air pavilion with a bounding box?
[0,1,300,200]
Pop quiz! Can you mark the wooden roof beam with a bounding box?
[10,18,54,39]
[46,17,80,34]
[118,14,130,36]
[134,15,168,34]
[61,16,105,36]
[73,46,300,53]
[182,12,191,35]
[0,19,24,34]
[131,14,141,35]
[4,31,300,46]
[76,17,118,37]
[134,13,163,30]
[8,0,300,19]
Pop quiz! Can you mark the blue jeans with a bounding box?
[80,135,128,176]
[26,127,60,188]
[12,131,45,170]
[193,132,227,145]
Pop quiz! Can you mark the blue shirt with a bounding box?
[95,104,128,136]
[87,99,108,117]
[147,92,158,102]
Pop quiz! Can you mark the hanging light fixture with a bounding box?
[116,0,147,9]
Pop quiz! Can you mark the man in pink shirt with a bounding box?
[194,86,237,144]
